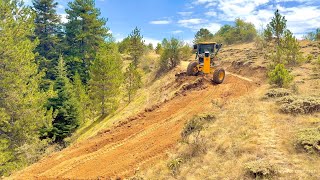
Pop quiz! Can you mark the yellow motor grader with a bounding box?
[187,42,225,84]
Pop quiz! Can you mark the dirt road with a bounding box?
[11,74,255,180]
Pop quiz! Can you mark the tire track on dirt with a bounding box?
[12,75,255,180]
[41,82,217,178]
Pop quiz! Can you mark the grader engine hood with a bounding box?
[203,51,211,73]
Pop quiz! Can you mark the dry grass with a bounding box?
[136,82,320,179]
[71,54,188,143]
[131,41,320,179]
[73,41,319,180]
[71,41,320,179]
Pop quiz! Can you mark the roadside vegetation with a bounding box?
[194,18,257,44]
[132,9,320,180]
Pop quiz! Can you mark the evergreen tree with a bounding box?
[159,37,183,71]
[43,57,80,142]
[73,72,90,123]
[265,10,302,67]
[264,25,273,42]
[213,19,257,44]
[0,0,48,175]
[281,30,303,66]
[180,44,192,61]
[89,43,123,115]
[268,64,293,87]
[194,28,214,43]
[147,43,154,50]
[118,37,130,54]
[155,43,163,54]
[128,27,145,67]
[265,9,287,45]
[65,0,109,83]
[32,0,62,81]
[303,28,320,41]
[124,63,142,103]
[233,18,257,42]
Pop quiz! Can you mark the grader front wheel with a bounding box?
[213,68,225,84]
[187,61,199,76]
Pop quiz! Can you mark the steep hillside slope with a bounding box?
[11,73,256,179]
[10,41,320,179]
[137,41,320,179]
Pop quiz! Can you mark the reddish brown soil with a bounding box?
[12,74,255,180]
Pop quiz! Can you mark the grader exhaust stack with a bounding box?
[187,42,225,84]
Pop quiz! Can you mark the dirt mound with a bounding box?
[12,74,256,180]
[174,73,210,96]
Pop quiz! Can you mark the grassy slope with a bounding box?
[68,41,319,179]
[70,52,188,143]
[137,41,320,179]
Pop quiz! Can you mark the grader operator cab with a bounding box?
[187,42,225,84]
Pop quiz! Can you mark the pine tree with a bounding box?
[180,44,192,61]
[32,0,62,81]
[147,43,153,50]
[194,28,214,43]
[265,10,302,67]
[118,37,130,54]
[265,9,287,45]
[44,57,80,142]
[281,30,303,66]
[155,43,163,54]
[128,27,145,67]
[0,0,48,175]
[65,0,109,84]
[124,63,142,103]
[73,72,90,123]
[303,28,320,41]
[89,43,123,115]
[159,38,183,71]
[268,64,293,87]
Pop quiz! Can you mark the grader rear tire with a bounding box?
[187,61,199,76]
[213,68,225,84]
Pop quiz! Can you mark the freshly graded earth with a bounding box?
[11,74,255,180]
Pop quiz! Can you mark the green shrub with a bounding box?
[197,113,216,122]
[296,127,320,154]
[180,44,192,61]
[245,159,278,179]
[281,30,304,66]
[213,19,257,45]
[264,88,291,98]
[181,136,207,159]
[255,34,267,50]
[141,54,157,73]
[180,114,214,160]
[159,38,183,73]
[129,175,144,180]
[181,114,215,140]
[306,54,314,63]
[181,118,203,140]
[278,96,320,114]
[268,64,293,87]
[167,157,183,176]
[290,83,299,94]
[277,95,295,104]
